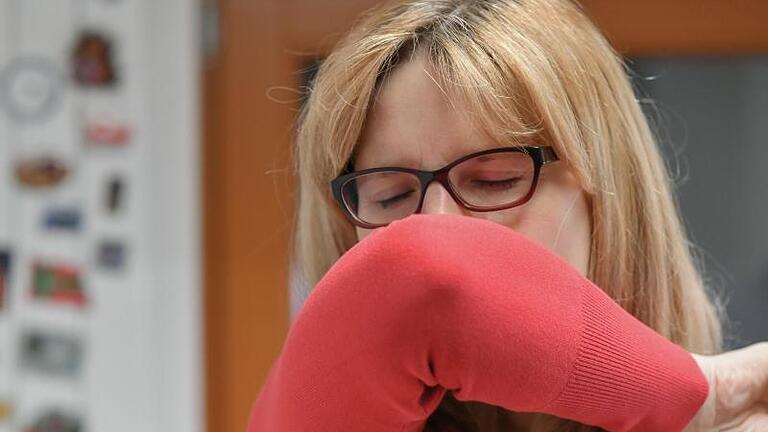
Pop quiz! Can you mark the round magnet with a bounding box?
[0,57,62,123]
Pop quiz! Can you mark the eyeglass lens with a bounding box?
[341,151,535,226]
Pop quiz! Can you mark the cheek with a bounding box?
[480,190,592,275]
[549,192,592,275]
[356,227,370,242]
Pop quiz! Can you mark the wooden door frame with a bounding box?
[203,2,768,431]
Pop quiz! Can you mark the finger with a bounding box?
[719,343,768,409]
[742,343,768,404]
[737,404,768,432]
[759,343,768,403]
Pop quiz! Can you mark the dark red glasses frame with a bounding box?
[330,145,560,229]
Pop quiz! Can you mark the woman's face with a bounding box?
[352,55,592,276]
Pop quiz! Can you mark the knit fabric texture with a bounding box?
[247,213,708,432]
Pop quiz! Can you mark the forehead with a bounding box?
[353,55,502,171]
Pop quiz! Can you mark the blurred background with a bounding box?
[0,1,765,431]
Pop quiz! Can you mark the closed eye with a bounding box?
[470,177,522,190]
[377,190,416,208]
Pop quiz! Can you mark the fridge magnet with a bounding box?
[0,57,62,123]
[29,261,87,307]
[15,156,69,189]
[104,176,125,214]
[19,330,83,378]
[84,117,131,147]
[0,398,12,423]
[72,31,118,87]
[42,207,82,231]
[24,409,82,432]
[95,239,127,271]
[0,249,11,310]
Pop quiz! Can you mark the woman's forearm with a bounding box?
[247,214,708,431]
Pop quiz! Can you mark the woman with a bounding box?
[251,0,768,430]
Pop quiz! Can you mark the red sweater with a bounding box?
[247,213,708,431]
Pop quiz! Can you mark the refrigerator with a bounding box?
[0,1,202,431]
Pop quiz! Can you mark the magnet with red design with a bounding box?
[84,117,131,147]
[29,261,87,307]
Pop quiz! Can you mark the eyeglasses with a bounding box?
[330,145,559,229]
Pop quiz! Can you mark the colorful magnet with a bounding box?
[105,176,124,214]
[0,399,12,423]
[25,410,82,432]
[15,156,69,189]
[84,117,131,147]
[96,239,126,271]
[0,249,11,310]
[72,31,118,87]
[19,330,83,378]
[0,57,62,123]
[25,409,82,432]
[43,207,82,231]
[29,261,87,308]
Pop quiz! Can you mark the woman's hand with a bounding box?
[685,342,768,431]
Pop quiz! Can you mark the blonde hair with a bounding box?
[290,0,726,430]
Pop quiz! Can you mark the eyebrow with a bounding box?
[354,156,421,171]
[353,143,514,171]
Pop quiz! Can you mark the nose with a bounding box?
[420,181,465,216]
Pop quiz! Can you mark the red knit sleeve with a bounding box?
[246,213,708,432]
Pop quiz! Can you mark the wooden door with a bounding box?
[203,2,768,432]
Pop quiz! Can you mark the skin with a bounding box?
[352,53,592,429]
